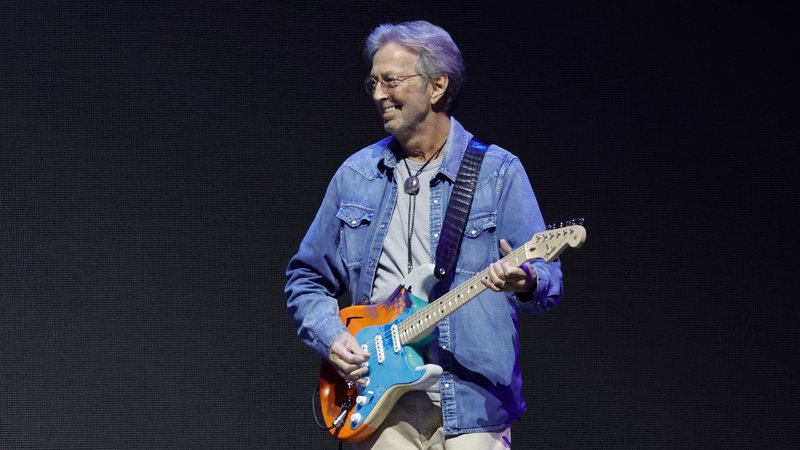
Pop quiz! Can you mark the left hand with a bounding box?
[481,239,535,294]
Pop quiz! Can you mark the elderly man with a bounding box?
[286,20,563,450]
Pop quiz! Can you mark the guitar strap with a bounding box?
[433,137,488,280]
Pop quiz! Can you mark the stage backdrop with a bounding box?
[2,2,798,449]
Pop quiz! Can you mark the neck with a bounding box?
[396,115,450,163]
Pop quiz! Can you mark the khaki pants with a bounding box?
[354,392,511,450]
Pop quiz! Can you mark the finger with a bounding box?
[502,266,527,290]
[480,271,496,291]
[344,342,370,361]
[502,264,525,282]
[331,357,360,377]
[333,333,370,360]
[493,261,508,289]
[480,277,497,291]
[481,262,505,291]
[330,353,364,376]
[332,350,371,376]
[336,347,368,366]
[354,342,371,358]
[499,239,514,256]
[343,365,369,381]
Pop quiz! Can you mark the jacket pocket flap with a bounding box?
[464,212,496,238]
[337,204,374,228]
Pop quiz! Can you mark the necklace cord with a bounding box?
[402,139,446,274]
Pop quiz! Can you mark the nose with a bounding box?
[371,82,389,102]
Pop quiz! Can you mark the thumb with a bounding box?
[499,239,514,256]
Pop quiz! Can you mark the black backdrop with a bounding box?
[2,2,798,449]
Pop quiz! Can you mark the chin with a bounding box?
[382,121,397,134]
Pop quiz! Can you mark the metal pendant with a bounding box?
[404,175,420,196]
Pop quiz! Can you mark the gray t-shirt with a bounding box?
[371,156,442,304]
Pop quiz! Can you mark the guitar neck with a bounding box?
[397,224,585,344]
[397,246,529,344]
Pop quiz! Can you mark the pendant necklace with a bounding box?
[403,140,446,196]
[402,139,446,273]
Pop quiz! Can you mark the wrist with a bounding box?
[517,263,537,301]
[522,263,537,291]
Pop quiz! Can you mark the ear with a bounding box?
[429,74,449,106]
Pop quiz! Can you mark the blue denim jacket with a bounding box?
[286,118,563,435]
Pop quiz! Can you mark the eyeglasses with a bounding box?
[364,74,421,95]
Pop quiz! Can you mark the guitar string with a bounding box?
[357,261,501,355]
[359,282,471,355]
[358,274,496,356]
[356,229,569,356]
[357,245,530,355]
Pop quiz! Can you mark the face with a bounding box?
[369,42,433,138]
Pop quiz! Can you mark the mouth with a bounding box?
[382,105,400,114]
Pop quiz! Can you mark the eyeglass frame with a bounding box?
[364,74,422,95]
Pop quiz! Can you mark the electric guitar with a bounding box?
[318,223,586,442]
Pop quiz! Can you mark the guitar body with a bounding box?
[318,264,443,443]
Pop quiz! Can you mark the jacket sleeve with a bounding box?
[285,168,349,358]
[495,154,563,314]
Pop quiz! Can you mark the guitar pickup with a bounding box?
[390,324,401,353]
[374,335,385,364]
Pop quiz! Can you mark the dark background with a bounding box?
[2,1,798,449]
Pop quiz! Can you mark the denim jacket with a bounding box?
[286,118,563,435]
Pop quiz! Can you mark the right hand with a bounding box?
[328,332,371,383]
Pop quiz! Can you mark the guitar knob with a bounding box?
[350,413,362,425]
[356,395,367,406]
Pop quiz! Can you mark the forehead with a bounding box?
[370,42,420,75]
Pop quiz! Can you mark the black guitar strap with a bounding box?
[434,137,488,280]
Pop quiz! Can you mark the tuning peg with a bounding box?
[549,218,586,229]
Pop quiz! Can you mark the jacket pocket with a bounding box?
[455,211,496,275]
[337,204,374,268]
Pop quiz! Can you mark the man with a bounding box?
[286,20,563,449]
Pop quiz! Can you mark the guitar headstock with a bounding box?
[523,219,586,262]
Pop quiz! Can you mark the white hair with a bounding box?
[365,20,465,114]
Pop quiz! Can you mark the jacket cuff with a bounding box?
[531,261,556,311]
[313,314,349,358]
[516,262,557,312]
[515,263,537,302]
